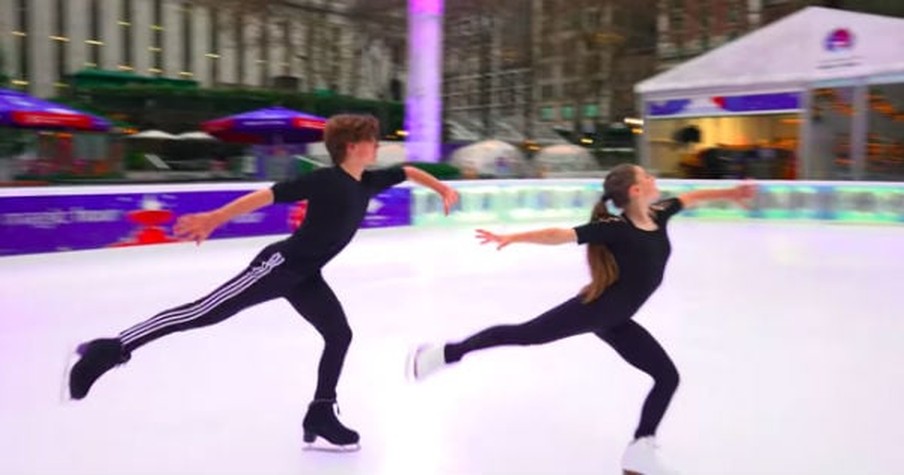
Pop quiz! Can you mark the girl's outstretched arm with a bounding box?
[678,182,757,209]
[476,228,577,250]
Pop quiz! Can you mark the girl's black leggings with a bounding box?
[445,296,679,439]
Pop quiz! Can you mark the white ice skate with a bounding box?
[406,344,448,381]
[621,436,679,475]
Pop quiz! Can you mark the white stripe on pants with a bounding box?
[119,253,286,347]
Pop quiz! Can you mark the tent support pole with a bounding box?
[798,87,813,179]
[850,79,868,181]
[637,94,651,171]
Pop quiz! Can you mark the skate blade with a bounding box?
[302,437,360,453]
[623,466,678,475]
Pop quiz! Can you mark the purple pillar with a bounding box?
[405,0,444,163]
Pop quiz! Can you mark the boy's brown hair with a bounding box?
[324,114,380,165]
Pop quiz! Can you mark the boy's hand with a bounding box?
[174,212,220,245]
[440,185,459,215]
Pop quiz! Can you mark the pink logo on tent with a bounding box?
[825,28,854,51]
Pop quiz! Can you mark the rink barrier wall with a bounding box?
[412,179,904,227]
[0,179,902,257]
[0,184,411,257]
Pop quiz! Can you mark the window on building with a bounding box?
[540,106,556,121]
[120,0,133,69]
[568,11,581,30]
[88,0,102,68]
[14,0,29,90]
[542,84,555,100]
[151,0,164,75]
[670,0,684,33]
[584,8,602,30]
[282,20,292,76]
[181,2,193,78]
[330,25,342,92]
[54,0,68,90]
[235,13,245,84]
[208,9,220,85]
[700,2,711,40]
[258,14,271,86]
[728,1,741,24]
[563,59,576,76]
[561,105,574,120]
[592,79,606,93]
[543,39,559,58]
[586,54,601,73]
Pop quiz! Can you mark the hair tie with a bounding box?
[601,194,611,202]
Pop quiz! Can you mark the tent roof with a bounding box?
[636,7,904,98]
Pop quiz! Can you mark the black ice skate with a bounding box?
[66,338,130,400]
[302,399,360,452]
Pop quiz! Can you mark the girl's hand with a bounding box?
[475,229,515,250]
[731,182,757,208]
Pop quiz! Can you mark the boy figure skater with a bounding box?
[68,114,459,451]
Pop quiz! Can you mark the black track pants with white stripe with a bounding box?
[117,251,352,400]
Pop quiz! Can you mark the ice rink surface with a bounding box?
[2,219,903,474]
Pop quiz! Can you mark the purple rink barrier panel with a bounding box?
[0,187,412,257]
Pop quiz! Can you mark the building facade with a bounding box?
[441,1,535,141]
[533,0,658,134]
[654,0,904,73]
[441,0,658,142]
[0,0,400,99]
[655,0,762,71]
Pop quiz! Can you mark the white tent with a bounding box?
[303,141,407,167]
[449,140,527,178]
[534,144,599,174]
[637,7,904,98]
[127,130,177,140]
[176,131,217,141]
[634,7,904,180]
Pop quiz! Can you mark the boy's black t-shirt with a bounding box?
[266,166,406,271]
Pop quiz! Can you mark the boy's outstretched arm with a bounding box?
[174,188,274,245]
[402,165,459,215]
[475,228,577,250]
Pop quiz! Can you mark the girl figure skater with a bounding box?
[67,114,459,451]
[409,164,755,474]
